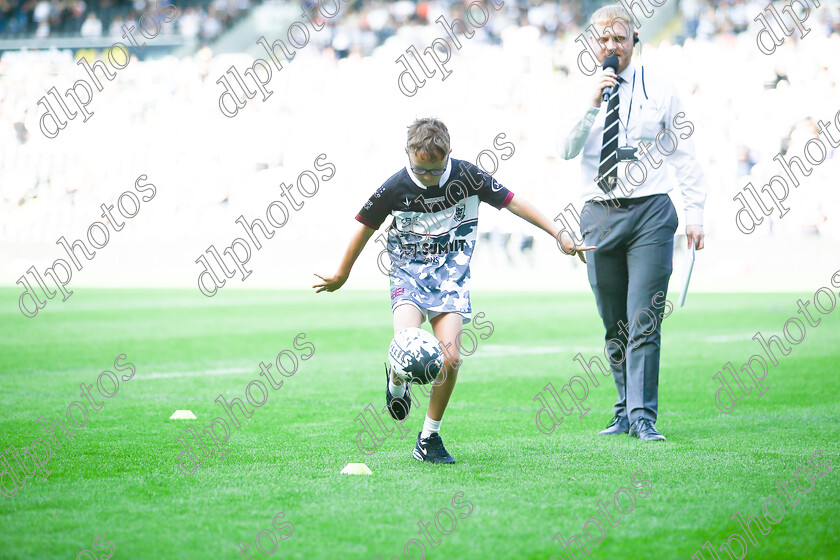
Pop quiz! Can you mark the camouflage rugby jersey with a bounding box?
[356,158,513,322]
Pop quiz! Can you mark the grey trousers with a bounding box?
[579,193,678,423]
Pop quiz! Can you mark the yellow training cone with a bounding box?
[341,463,373,475]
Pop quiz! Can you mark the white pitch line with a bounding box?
[137,346,609,378]
[704,333,757,343]
[138,367,249,380]
[473,345,604,358]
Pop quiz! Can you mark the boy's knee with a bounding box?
[437,339,460,367]
[432,358,459,387]
[444,354,461,370]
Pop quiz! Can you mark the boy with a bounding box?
[314,118,592,463]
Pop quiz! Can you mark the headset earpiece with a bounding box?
[633,32,639,45]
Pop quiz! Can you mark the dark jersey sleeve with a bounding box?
[459,161,514,210]
[355,183,393,229]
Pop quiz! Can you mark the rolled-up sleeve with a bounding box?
[559,106,599,160]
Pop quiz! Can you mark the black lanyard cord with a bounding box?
[616,70,636,146]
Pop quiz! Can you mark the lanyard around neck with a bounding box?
[616,70,636,145]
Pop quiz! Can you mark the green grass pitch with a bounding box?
[0,288,838,559]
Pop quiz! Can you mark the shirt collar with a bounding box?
[618,62,635,84]
[405,156,452,189]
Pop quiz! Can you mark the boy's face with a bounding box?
[406,148,450,187]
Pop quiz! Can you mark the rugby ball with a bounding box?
[388,327,444,385]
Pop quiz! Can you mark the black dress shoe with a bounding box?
[598,415,630,435]
[629,418,666,441]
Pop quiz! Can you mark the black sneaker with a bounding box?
[385,365,411,421]
[413,431,455,464]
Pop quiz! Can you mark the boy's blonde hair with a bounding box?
[407,118,450,160]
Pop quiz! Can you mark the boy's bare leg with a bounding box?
[427,312,463,421]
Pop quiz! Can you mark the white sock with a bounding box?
[421,415,442,439]
[388,372,406,398]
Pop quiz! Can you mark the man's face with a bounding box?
[589,18,634,74]
[406,148,450,187]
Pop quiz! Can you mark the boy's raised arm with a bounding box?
[313,223,376,293]
[505,195,595,263]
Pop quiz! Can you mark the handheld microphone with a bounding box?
[601,54,620,103]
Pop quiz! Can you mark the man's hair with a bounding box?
[590,4,634,34]
[407,118,450,160]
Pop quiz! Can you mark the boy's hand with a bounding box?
[313,272,348,293]
[558,231,596,263]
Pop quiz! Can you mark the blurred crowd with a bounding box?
[294,0,840,59]
[6,0,840,53]
[296,0,586,58]
[681,0,840,39]
[1,0,839,285]
[0,0,251,40]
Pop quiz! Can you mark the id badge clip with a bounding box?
[617,146,638,162]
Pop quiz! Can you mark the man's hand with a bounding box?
[558,230,596,263]
[592,68,618,108]
[313,272,348,293]
[686,225,704,250]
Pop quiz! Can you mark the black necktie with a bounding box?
[598,76,622,193]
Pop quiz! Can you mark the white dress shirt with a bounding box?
[560,62,706,225]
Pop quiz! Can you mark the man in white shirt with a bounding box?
[560,4,706,441]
